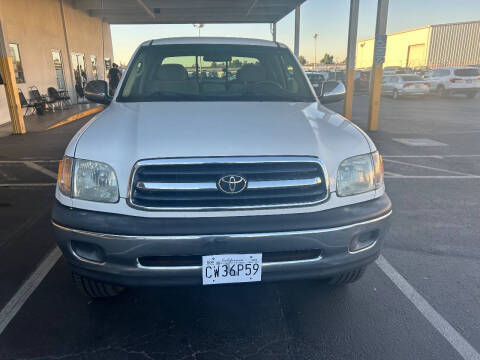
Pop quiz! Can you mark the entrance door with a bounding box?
[406,44,425,68]
[72,53,87,99]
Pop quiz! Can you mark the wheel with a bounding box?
[328,266,367,286]
[72,272,124,298]
[466,91,477,99]
[437,85,447,97]
[392,89,399,100]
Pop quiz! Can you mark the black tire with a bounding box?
[72,272,124,298]
[437,85,447,97]
[392,89,399,100]
[328,266,367,287]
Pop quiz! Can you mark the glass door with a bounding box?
[52,50,66,90]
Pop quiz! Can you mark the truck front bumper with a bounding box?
[52,195,392,286]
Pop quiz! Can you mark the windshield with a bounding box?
[400,75,423,81]
[454,68,480,77]
[117,44,315,102]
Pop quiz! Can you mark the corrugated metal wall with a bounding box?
[428,21,480,68]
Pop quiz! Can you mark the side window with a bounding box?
[9,43,25,83]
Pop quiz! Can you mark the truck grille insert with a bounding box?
[129,157,328,210]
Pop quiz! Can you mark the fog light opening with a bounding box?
[71,240,106,263]
[349,230,380,253]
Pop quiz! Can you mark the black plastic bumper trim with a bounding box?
[52,194,391,236]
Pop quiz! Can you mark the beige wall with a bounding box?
[0,0,113,126]
[355,27,431,69]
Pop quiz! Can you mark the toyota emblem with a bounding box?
[217,175,248,194]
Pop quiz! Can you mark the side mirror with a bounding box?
[85,80,112,105]
[316,80,346,104]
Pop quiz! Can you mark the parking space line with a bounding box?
[385,175,480,179]
[23,161,58,179]
[383,155,480,158]
[384,158,477,176]
[0,247,61,336]
[0,183,56,187]
[376,255,480,360]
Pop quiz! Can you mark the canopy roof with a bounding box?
[73,0,306,24]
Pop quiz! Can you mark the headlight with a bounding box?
[57,156,73,196]
[336,152,384,197]
[57,156,119,203]
[73,159,119,203]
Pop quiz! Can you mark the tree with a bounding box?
[320,53,334,65]
[298,55,307,65]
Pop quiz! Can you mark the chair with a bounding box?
[29,86,57,111]
[18,89,37,116]
[47,87,72,109]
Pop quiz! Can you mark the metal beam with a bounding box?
[271,23,277,42]
[294,5,300,57]
[136,0,156,19]
[246,0,259,16]
[368,0,389,131]
[343,0,359,120]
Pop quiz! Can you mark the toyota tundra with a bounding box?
[52,37,391,298]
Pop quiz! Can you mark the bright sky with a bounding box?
[111,0,480,65]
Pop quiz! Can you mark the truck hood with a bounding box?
[73,101,372,197]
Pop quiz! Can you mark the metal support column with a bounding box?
[59,0,76,103]
[368,0,389,131]
[0,21,26,134]
[271,23,277,42]
[343,0,359,120]
[294,6,300,57]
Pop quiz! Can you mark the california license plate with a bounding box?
[202,253,262,285]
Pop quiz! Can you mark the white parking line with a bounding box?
[385,175,480,179]
[0,247,61,335]
[23,161,58,179]
[0,183,56,187]
[384,158,477,176]
[376,255,480,360]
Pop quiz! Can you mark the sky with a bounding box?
[111,0,480,65]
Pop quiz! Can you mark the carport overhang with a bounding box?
[1,0,389,134]
[72,0,306,24]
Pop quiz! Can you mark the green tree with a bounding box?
[320,53,334,65]
[298,55,307,65]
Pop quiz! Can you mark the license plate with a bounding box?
[202,253,262,285]
[415,84,421,88]
[466,79,472,84]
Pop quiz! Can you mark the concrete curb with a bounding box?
[47,106,104,130]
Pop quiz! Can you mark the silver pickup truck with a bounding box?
[53,37,391,298]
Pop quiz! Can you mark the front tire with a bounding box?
[328,265,367,286]
[437,85,448,97]
[72,272,124,298]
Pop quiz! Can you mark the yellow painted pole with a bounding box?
[344,69,355,119]
[367,0,389,131]
[343,0,359,120]
[0,21,26,134]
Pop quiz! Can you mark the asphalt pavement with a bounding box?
[0,93,479,360]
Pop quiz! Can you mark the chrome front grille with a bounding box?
[128,157,329,210]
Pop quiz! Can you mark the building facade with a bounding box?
[0,0,114,126]
[355,20,480,70]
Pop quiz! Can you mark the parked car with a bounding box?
[306,71,329,90]
[424,67,480,98]
[381,74,430,99]
[354,70,370,93]
[53,37,391,298]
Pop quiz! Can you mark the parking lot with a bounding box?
[0,94,479,360]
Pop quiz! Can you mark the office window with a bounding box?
[52,50,66,89]
[9,43,25,83]
[90,55,98,80]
